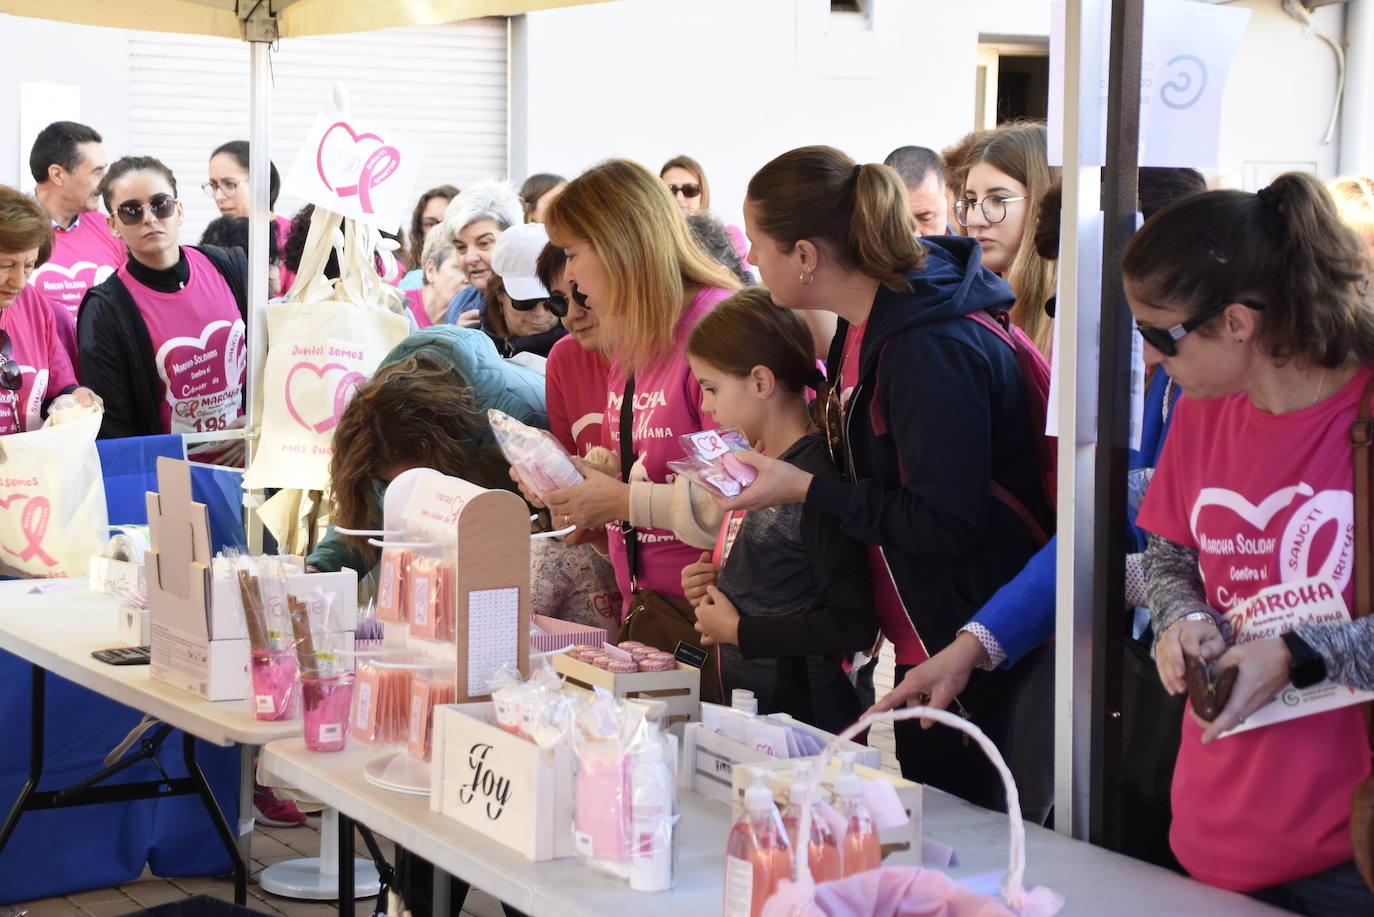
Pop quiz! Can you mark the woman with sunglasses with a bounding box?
[714,145,1050,815]
[540,159,740,615]
[0,186,94,435]
[77,156,248,463]
[205,140,293,294]
[661,155,749,263]
[1129,174,1374,914]
[958,124,1057,355]
[483,222,566,362]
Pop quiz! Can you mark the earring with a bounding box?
[800,270,814,286]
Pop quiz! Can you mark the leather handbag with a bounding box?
[612,375,721,703]
[1347,374,1374,891]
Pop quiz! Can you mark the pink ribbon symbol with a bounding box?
[1,494,57,567]
[316,121,399,215]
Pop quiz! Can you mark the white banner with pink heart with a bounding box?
[0,412,107,579]
[242,300,409,491]
[282,108,423,228]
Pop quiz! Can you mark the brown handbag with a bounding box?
[1347,374,1374,891]
[613,375,721,704]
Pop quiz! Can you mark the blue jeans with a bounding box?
[1249,860,1374,917]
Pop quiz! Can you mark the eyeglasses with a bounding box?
[666,182,701,199]
[546,286,588,317]
[420,217,442,234]
[0,330,21,391]
[953,195,1026,227]
[201,178,244,198]
[114,193,178,226]
[1135,299,1267,357]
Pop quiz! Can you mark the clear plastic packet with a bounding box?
[351,658,416,747]
[1128,467,1155,514]
[406,543,456,643]
[489,408,583,499]
[376,546,410,623]
[406,674,456,761]
[665,427,757,498]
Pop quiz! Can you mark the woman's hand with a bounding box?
[71,387,102,409]
[681,551,719,607]
[712,451,813,513]
[1197,637,1293,744]
[510,466,547,509]
[457,310,482,329]
[695,584,740,647]
[543,457,630,529]
[867,631,987,728]
[1155,615,1226,696]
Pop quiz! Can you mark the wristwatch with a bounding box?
[1280,631,1327,689]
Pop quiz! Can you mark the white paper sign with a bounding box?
[1220,576,1374,736]
[283,108,422,227]
[399,474,488,543]
[1049,0,1252,168]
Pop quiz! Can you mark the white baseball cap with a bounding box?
[490,222,551,301]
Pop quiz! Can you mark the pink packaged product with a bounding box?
[666,427,758,498]
[489,408,583,499]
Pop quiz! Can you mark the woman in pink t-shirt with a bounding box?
[539,159,741,613]
[77,156,247,465]
[0,186,94,434]
[1131,173,1374,913]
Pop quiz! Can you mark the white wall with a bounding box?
[514,0,983,231]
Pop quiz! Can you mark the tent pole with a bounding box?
[1053,0,1104,842]
[243,11,276,553]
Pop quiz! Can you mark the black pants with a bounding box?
[893,641,1054,823]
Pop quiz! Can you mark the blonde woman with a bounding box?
[1327,175,1374,261]
[541,159,740,613]
[959,123,1058,354]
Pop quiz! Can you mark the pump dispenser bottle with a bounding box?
[724,768,791,917]
[834,751,882,876]
[779,761,841,883]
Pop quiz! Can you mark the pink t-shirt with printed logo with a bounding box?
[30,211,125,320]
[604,287,731,610]
[546,334,610,457]
[1137,368,1373,891]
[403,289,433,329]
[838,321,928,666]
[0,287,79,435]
[119,248,246,435]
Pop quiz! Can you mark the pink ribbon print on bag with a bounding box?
[315,121,400,216]
[284,361,367,434]
[0,493,58,567]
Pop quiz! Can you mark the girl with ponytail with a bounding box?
[680,288,877,732]
[1131,172,1374,911]
[718,145,1053,817]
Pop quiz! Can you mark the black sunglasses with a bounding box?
[0,330,20,391]
[510,296,552,314]
[115,193,177,226]
[666,182,701,199]
[545,286,589,317]
[1135,299,1266,357]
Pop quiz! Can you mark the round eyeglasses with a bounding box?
[954,195,1026,227]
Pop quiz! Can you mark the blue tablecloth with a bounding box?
[0,437,246,903]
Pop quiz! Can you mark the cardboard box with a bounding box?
[117,600,150,646]
[552,653,700,727]
[430,702,577,862]
[680,717,881,803]
[730,756,923,858]
[529,615,607,654]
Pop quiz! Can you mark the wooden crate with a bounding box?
[552,653,700,727]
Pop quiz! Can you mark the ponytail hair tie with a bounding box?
[1256,185,1283,225]
[852,163,863,182]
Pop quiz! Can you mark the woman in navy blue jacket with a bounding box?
[721,146,1050,816]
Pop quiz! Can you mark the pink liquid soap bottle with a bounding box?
[724,768,792,917]
[834,751,882,877]
[780,761,841,884]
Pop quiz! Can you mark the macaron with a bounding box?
[607,659,639,674]
[637,657,676,672]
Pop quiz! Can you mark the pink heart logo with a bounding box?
[154,320,242,406]
[315,121,401,216]
[0,493,57,567]
[31,261,116,307]
[284,362,366,434]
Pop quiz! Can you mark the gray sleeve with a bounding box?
[1142,533,1218,652]
[1293,617,1374,691]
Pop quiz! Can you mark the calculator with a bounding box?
[92,646,151,666]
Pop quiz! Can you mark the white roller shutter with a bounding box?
[125,19,508,243]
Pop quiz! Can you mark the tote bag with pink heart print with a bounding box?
[0,412,107,579]
[243,208,409,491]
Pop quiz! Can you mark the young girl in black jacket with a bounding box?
[681,288,876,734]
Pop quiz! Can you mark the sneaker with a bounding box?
[253,784,307,827]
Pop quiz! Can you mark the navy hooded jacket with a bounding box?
[805,236,1051,656]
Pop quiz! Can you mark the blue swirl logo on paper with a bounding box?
[1160,55,1207,110]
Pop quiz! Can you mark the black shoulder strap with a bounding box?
[619,374,639,587]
